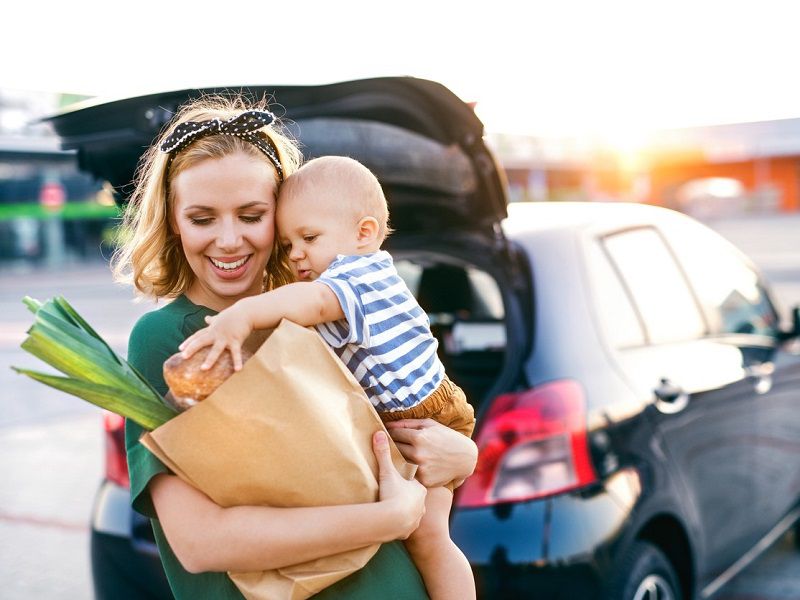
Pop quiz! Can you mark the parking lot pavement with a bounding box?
[715,531,800,600]
[0,413,100,600]
[1,261,153,600]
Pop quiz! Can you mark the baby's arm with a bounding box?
[179,282,344,370]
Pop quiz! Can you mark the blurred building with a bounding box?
[3,88,799,268]
[489,119,800,216]
[0,90,115,266]
[641,119,800,214]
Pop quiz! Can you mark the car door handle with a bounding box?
[744,362,774,394]
[653,378,690,414]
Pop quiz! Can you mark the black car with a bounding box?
[49,77,800,600]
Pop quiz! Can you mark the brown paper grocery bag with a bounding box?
[140,319,415,600]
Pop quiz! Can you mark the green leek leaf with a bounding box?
[12,367,176,430]
[13,296,178,431]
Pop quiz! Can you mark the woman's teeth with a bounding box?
[210,256,249,270]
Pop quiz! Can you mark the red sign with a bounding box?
[39,182,66,211]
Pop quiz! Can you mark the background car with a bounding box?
[49,77,800,600]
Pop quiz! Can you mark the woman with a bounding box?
[114,96,478,599]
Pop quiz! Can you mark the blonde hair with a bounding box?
[279,155,391,240]
[112,95,302,299]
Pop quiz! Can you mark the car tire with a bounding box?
[605,540,682,600]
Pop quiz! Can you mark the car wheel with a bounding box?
[605,540,682,600]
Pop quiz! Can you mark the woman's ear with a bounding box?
[356,216,381,247]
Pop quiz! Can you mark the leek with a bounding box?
[12,296,177,430]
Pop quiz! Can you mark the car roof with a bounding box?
[502,200,758,272]
[502,201,689,237]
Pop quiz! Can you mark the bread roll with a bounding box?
[163,346,253,410]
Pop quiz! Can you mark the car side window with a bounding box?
[585,240,647,349]
[662,219,780,337]
[602,227,706,344]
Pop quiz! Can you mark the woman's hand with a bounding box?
[372,430,427,539]
[386,419,478,488]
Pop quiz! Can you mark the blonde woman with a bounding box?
[115,96,477,600]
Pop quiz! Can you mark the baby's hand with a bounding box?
[178,306,252,371]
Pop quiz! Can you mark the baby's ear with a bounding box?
[357,216,381,245]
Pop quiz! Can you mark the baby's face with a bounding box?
[277,190,362,281]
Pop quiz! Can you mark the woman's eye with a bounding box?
[240,215,263,223]
[189,217,212,226]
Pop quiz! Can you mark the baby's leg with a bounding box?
[404,486,476,600]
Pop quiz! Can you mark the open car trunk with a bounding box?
[387,244,530,411]
[47,76,529,409]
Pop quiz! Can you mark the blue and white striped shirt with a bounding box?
[315,251,445,412]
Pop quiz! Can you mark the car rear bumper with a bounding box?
[452,469,641,599]
[91,480,170,599]
[472,562,603,599]
[91,479,133,537]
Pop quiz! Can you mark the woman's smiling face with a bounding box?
[171,152,277,311]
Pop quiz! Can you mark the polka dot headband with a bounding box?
[160,110,284,181]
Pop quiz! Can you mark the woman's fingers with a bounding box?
[372,430,395,478]
[373,430,428,538]
[385,426,419,445]
[390,440,418,463]
[391,420,478,488]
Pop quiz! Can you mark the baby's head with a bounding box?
[277,156,390,281]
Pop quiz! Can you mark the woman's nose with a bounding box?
[216,219,242,251]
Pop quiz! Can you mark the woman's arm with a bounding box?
[151,431,426,574]
[386,419,478,488]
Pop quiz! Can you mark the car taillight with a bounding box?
[456,379,597,508]
[103,412,130,489]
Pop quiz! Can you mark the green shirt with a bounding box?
[125,294,428,600]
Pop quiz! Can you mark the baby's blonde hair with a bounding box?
[112,95,302,298]
[279,156,390,240]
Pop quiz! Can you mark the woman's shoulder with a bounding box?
[131,296,211,340]
[131,296,186,330]
[128,297,196,364]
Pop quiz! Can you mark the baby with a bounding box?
[180,155,476,600]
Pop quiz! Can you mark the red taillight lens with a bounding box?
[456,380,597,508]
[103,412,130,489]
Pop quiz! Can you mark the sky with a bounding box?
[5,0,800,139]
